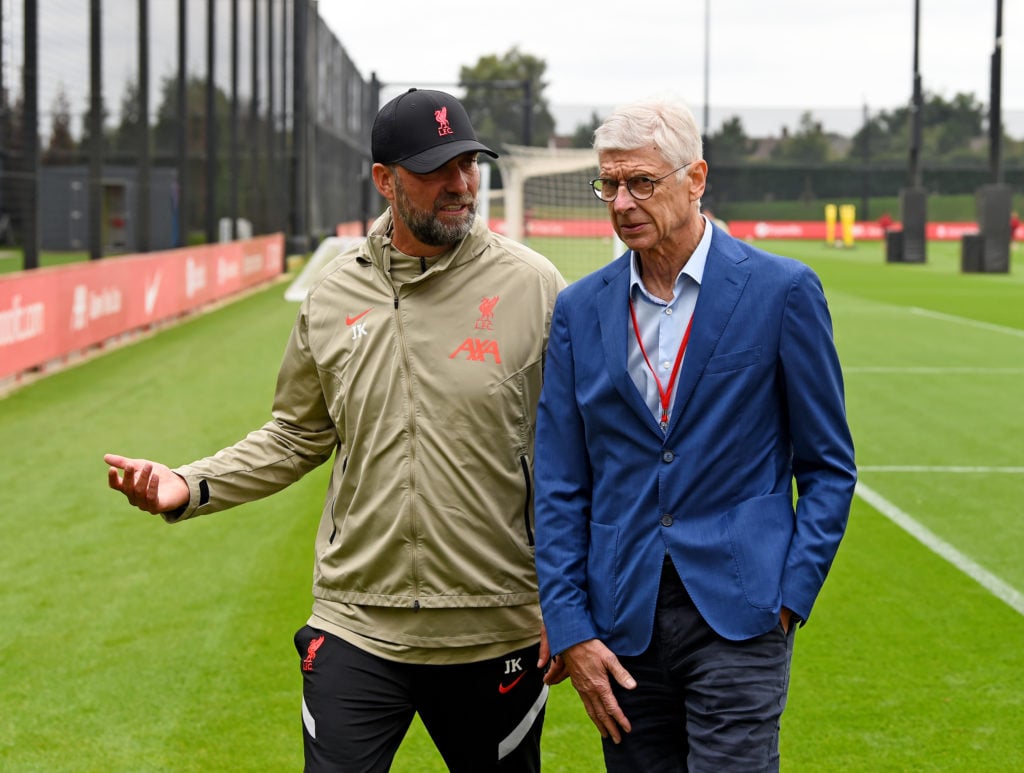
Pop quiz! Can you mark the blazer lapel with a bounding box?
[596,258,661,431]
[668,236,750,431]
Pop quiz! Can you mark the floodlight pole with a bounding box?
[893,0,928,264]
[908,0,922,188]
[702,0,712,209]
[968,0,1011,274]
[702,0,710,139]
[988,0,1004,183]
[861,103,871,221]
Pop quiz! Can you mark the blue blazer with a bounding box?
[534,227,857,656]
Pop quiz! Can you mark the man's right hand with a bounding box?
[560,638,636,744]
[104,454,189,515]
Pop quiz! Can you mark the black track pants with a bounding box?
[295,625,547,772]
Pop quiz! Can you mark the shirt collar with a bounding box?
[629,215,713,301]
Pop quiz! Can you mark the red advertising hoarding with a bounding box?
[337,218,1021,243]
[0,235,284,381]
[723,220,1020,241]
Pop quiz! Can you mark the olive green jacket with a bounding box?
[170,211,566,621]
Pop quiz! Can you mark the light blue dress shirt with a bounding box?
[628,216,713,431]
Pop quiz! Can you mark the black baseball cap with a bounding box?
[371,88,498,173]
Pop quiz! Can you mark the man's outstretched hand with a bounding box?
[104,454,189,515]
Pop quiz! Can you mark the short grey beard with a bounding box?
[393,173,476,247]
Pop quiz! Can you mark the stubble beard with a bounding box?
[393,176,476,247]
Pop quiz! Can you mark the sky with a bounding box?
[3,0,1019,139]
[319,0,1023,136]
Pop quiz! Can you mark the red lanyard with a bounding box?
[629,298,694,428]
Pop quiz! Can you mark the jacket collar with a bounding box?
[359,208,488,276]
[596,228,752,436]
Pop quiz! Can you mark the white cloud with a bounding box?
[319,0,1022,134]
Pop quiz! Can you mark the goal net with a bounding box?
[490,145,625,282]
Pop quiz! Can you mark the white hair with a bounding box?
[593,96,704,170]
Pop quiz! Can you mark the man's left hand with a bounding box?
[780,607,793,633]
[538,625,568,684]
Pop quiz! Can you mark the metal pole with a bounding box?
[362,73,381,236]
[988,0,1003,183]
[279,0,289,236]
[290,0,308,252]
[22,0,40,268]
[0,1,6,227]
[908,0,922,188]
[229,0,238,240]
[137,0,151,252]
[250,0,259,233]
[0,3,4,116]
[702,0,710,139]
[702,0,713,208]
[267,0,276,235]
[176,0,187,247]
[88,0,103,261]
[205,0,217,244]
[861,103,871,221]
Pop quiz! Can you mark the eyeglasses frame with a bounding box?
[589,162,695,202]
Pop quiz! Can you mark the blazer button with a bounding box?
[660,514,674,527]
[662,450,675,463]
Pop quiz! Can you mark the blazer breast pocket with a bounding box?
[704,345,762,375]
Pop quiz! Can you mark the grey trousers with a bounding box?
[602,557,796,773]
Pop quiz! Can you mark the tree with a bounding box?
[151,73,243,235]
[153,74,206,157]
[929,92,984,156]
[1,88,26,232]
[771,112,831,163]
[110,78,144,159]
[847,91,988,163]
[79,99,110,157]
[570,111,603,149]
[43,85,78,164]
[459,47,556,151]
[709,116,753,163]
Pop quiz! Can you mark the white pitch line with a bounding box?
[858,466,1024,473]
[845,366,1024,374]
[910,307,1024,339]
[855,482,1024,617]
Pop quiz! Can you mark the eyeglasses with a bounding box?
[589,162,694,202]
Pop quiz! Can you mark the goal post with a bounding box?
[493,145,625,281]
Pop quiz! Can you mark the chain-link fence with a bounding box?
[0,0,380,269]
[3,2,1021,273]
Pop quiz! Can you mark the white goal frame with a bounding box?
[494,144,601,243]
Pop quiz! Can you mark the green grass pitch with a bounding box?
[1,238,1022,770]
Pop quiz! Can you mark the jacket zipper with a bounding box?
[392,288,425,608]
[519,455,535,546]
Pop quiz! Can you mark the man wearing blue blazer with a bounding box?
[534,97,856,772]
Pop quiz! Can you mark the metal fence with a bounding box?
[3,2,1020,273]
[0,0,380,269]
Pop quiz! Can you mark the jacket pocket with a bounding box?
[705,345,762,374]
[725,493,793,609]
[587,521,621,635]
[518,455,536,547]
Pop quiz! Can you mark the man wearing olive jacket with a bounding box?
[105,89,566,772]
